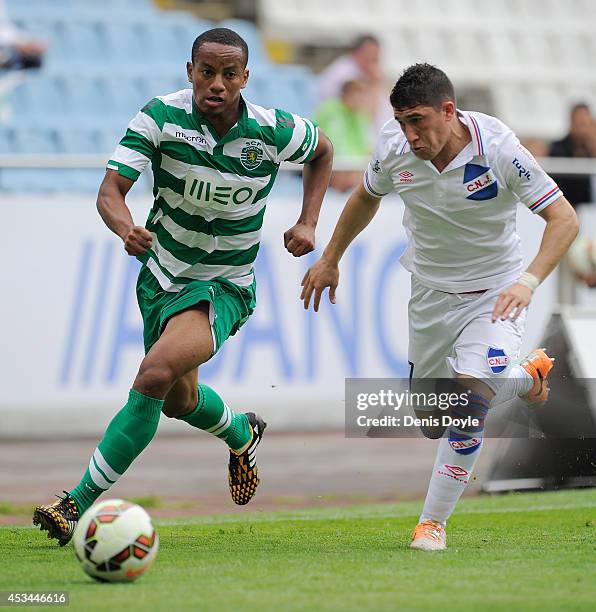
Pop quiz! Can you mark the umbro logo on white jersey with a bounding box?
[398,170,414,183]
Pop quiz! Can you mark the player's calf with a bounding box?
[413,389,489,550]
[175,384,267,504]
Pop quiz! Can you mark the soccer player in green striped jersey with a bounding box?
[33,28,333,545]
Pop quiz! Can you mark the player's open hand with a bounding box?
[122,226,153,256]
[491,282,533,323]
[301,258,339,311]
[284,222,315,257]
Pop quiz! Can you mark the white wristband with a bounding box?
[517,271,540,292]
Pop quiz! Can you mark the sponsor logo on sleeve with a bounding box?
[277,114,295,129]
[487,346,509,374]
[512,157,531,180]
[372,159,381,173]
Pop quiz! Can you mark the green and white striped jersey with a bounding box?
[107,88,319,291]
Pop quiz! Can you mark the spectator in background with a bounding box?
[317,34,391,130]
[520,137,548,159]
[0,0,45,70]
[549,103,596,208]
[314,79,373,192]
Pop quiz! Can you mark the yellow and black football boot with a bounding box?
[228,413,267,505]
[33,491,79,546]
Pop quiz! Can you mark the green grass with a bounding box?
[1,490,595,611]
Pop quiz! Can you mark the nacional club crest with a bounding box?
[463,163,498,201]
[240,143,263,170]
[486,346,509,374]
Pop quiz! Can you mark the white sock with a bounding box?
[490,364,533,408]
[419,435,483,526]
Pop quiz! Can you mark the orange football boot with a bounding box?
[410,519,446,551]
[520,348,555,405]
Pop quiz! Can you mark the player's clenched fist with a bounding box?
[491,282,533,323]
[122,226,153,256]
[301,258,339,312]
[284,222,316,257]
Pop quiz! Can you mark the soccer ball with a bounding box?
[73,499,158,583]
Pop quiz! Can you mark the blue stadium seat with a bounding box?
[139,76,187,102]
[57,129,103,154]
[60,76,107,126]
[1,4,317,193]
[245,67,316,118]
[8,76,64,127]
[102,22,147,68]
[140,22,188,68]
[0,128,16,153]
[60,20,106,67]
[102,76,147,121]
[13,128,58,154]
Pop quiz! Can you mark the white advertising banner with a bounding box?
[0,192,554,436]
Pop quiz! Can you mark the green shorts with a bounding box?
[136,265,257,354]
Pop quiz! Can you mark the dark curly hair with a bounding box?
[390,63,455,111]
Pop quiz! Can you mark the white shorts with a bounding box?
[408,276,526,392]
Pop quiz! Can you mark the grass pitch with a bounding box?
[0,489,594,611]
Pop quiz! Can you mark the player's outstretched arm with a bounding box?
[97,169,153,256]
[492,196,579,322]
[301,183,382,311]
[283,130,333,258]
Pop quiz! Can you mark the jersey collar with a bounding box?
[422,110,484,173]
[191,96,248,144]
[459,110,485,157]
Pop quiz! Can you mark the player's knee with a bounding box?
[415,409,447,439]
[420,425,446,440]
[133,361,177,399]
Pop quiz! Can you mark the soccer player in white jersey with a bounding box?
[302,64,578,551]
[33,28,333,545]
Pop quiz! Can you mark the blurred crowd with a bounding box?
[313,34,596,201]
[0,0,45,71]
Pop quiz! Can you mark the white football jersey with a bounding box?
[363,111,561,293]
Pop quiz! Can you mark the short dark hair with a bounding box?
[191,28,249,67]
[389,63,455,111]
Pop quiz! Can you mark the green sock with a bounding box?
[70,389,163,515]
[179,384,251,452]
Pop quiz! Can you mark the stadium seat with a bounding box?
[0,128,16,154]
[1,2,318,192]
[8,75,64,127]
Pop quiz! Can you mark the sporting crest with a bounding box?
[240,143,263,170]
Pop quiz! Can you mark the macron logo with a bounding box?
[176,131,207,145]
